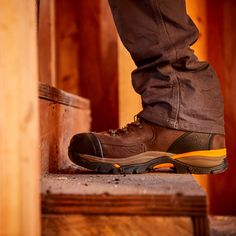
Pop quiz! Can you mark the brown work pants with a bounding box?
[108,0,224,134]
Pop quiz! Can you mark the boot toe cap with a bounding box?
[68,133,103,163]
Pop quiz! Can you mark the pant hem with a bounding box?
[138,111,225,135]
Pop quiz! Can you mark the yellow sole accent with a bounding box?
[153,163,174,169]
[113,163,121,168]
[171,148,227,160]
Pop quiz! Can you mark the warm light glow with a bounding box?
[186,0,208,191]
[118,38,141,128]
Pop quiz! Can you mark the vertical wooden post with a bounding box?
[55,0,80,95]
[38,0,56,86]
[207,0,236,214]
[76,0,119,131]
[0,0,40,235]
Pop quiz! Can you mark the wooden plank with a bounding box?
[192,216,209,236]
[41,174,207,216]
[39,84,91,173]
[38,0,56,86]
[42,194,206,216]
[42,215,193,236]
[54,0,118,130]
[0,0,40,235]
[207,0,236,215]
[55,0,80,95]
[39,82,90,109]
[76,0,119,131]
[40,99,91,173]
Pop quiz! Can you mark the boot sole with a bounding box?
[68,149,228,174]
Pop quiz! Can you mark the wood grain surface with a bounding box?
[41,174,209,235]
[42,215,193,236]
[39,83,91,173]
[42,173,206,216]
[0,1,40,235]
[55,0,80,95]
[76,0,119,131]
[38,0,56,86]
[39,82,90,109]
[207,0,236,215]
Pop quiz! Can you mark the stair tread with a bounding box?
[42,173,205,196]
[41,173,207,216]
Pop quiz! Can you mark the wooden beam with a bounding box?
[76,0,119,131]
[39,83,91,174]
[38,0,56,86]
[207,0,236,215]
[55,0,80,95]
[0,0,40,235]
[54,0,118,131]
[39,82,89,109]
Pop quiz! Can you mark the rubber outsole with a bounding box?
[68,151,228,175]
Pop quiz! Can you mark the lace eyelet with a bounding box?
[109,129,116,136]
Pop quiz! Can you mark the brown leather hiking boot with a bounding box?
[68,118,227,174]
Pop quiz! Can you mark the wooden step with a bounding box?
[41,173,209,236]
[210,216,236,236]
[39,83,91,174]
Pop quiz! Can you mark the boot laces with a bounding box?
[108,116,143,136]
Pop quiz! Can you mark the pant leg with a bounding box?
[108,0,224,134]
